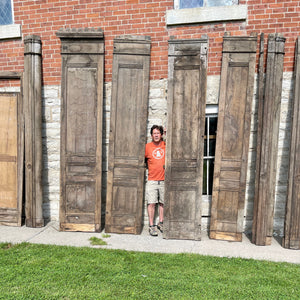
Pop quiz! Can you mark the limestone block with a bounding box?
[206,75,220,104]
[43,85,60,99]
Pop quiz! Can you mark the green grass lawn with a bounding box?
[0,242,299,299]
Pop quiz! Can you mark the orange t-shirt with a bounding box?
[145,141,165,181]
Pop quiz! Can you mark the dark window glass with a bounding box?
[203,114,217,195]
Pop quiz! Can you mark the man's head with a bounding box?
[150,125,163,144]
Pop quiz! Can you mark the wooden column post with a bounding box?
[252,34,286,245]
[283,37,300,250]
[23,35,44,227]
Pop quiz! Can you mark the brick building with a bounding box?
[0,1,299,246]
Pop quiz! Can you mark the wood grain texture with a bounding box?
[0,93,23,226]
[57,28,104,232]
[23,35,44,228]
[283,37,300,250]
[105,35,151,234]
[210,34,257,242]
[252,34,286,246]
[164,38,208,240]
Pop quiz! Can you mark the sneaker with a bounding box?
[157,222,163,233]
[149,225,158,236]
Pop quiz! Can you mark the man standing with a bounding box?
[145,125,165,236]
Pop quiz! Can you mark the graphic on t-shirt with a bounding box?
[152,148,164,160]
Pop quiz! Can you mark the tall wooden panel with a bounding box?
[105,35,151,234]
[210,34,257,242]
[253,33,265,239]
[57,28,104,232]
[0,93,23,226]
[283,37,300,250]
[164,38,208,240]
[252,34,286,245]
[23,35,44,227]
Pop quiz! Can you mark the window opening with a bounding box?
[203,106,218,196]
[0,0,13,25]
[175,0,238,9]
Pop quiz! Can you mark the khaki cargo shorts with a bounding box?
[145,180,164,204]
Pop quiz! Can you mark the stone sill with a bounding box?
[166,5,247,26]
[0,24,22,40]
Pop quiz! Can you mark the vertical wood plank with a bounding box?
[57,28,104,232]
[283,37,300,250]
[23,35,44,228]
[210,34,257,242]
[252,34,286,246]
[164,38,208,240]
[105,35,151,234]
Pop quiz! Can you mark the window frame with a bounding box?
[167,2,247,26]
[0,0,21,40]
[174,0,239,10]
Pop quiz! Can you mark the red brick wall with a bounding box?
[1,0,299,87]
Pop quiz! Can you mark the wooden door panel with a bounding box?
[57,28,104,232]
[210,34,257,242]
[0,93,23,226]
[66,184,95,213]
[0,95,17,209]
[105,36,151,234]
[164,38,208,240]
[66,68,97,154]
[112,186,137,212]
[0,162,17,209]
[62,66,100,231]
[114,64,143,157]
[172,69,200,158]
[222,66,248,158]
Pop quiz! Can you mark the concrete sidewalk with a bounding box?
[0,221,299,264]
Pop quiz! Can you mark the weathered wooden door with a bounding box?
[57,28,104,232]
[164,38,208,240]
[105,36,151,234]
[252,34,286,245]
[283,37,300,250]
[210,34,257,242]
[0,93,23,226]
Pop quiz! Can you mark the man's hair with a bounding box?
[150,125,163,135]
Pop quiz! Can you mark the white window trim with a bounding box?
[206,105,218,115]
[166,5,247,26]
[0,24,21,39]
